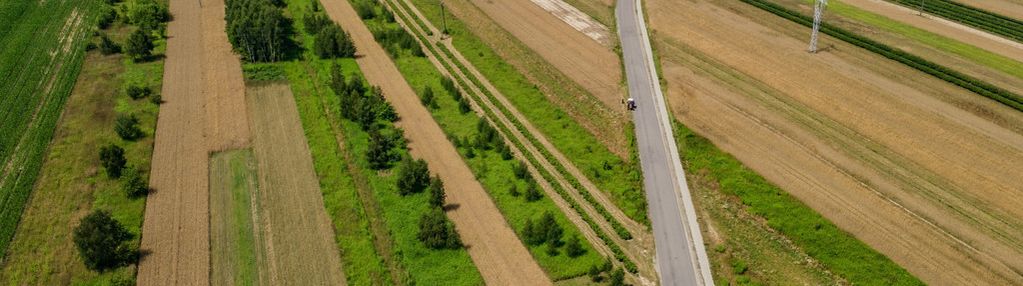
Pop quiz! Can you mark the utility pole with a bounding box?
[439,1,448,36]
[808,0,828,53]
[917,0,926,16]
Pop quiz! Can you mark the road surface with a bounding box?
[615,0,714,285]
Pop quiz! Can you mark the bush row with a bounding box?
[743,0,1023,112]
[380,1,639,271]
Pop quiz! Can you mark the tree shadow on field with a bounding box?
[442,203,460,212]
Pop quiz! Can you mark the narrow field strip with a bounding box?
[209,149,263,285]
[743,0,1023,111]
[885,0,1023,43]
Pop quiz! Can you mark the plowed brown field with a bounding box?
[468,0,624,109]
[138,0,250,284]
[245,83,346,285]
[649,0,1023,284]
[320,0,550,284]
[137,0,210,283]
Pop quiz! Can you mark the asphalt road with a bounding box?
[615,1,714,285]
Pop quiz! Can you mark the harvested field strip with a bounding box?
[410,0,648,227]
[364,2,608,278]
[322,0,552,283]
[281,61,485,285]
[674,122,921,285]
[0,28,164,283]
[383,0,643,275]
[280,59,393,285]
[809,0,1023,80]
[209,149,263,286]
[744,0,1023,111]
[886,0,1023,42]
[245,83,347,285]
[0,0,97,254]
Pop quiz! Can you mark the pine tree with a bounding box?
[367,128,396,170]
[524,183,542,202]
[396,157,430,195]
[421,86,436,108]
[540,211,563,245]
[418,207,462,249]
[428,176,445,208]
[564,235,585,258]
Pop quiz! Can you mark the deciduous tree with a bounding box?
[74,210,133,271]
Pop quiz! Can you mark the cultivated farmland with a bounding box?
[649,0,1023,284]
[0,0,97,255]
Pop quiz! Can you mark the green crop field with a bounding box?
[887,0,1023,43]
[815,0,1023,80]
[0,0,101,255]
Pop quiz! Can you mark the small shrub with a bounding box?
[126,84,151,100]
[457,96,471,114]
[150,93,163,105]
[564,235,585,258]
[122,166,149,198]
[355,1,376,19]
[99,33,121,55]
[100,144,127,179]
[125,29,153,60]
[421,86,436,109]
[428,176,445,208]
[609,268,625,286]
[97,7,117,29]
[508,185,520,197]
[115,114,143,141]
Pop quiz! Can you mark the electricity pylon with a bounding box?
[808,0,828,53]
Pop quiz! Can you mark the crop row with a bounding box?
[0,1,100,255]
[380,0,639,273]
[887,0,1023,43]
[743,0,1023,111]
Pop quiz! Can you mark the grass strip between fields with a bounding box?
[280,0,484,283]
[673,121,922,285]
[744,0,1023,111]
[817,0,1023,80]
[381,0,640,273]
[886,0,1023,43]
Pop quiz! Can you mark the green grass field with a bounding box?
[279,0,483,283]
[0,0,102,255]
[209,149,261,285]
[814,0,1023,80]
[673,122,922,285]
[407,0,648,225]
[0,15,166,283]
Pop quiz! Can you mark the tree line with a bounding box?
[225,0,294,62]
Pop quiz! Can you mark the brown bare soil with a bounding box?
[469,0,624,110]
[139,0,251,284]
[320,0,551,284]
[953,0,1023,21]
[201,0,251,151]
[649,0,1023,284]
[245,83,346,285]
[137,0,210,283]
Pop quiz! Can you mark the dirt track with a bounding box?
[137,0,210,283]
[246,83,346,285]
[320,0,550,284]
[468,0,624,110]
[649,0,1023,284]
[139,0,251,284]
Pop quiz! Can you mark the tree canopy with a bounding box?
[225,0,294,62]
[73,210,134,272]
